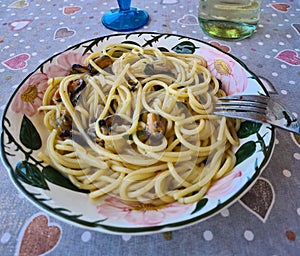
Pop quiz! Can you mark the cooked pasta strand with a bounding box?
[38,43,240,206]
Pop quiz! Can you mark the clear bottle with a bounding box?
[198,0,262,40]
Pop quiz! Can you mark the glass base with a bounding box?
[199,20,257,41]
[102,8,149,32]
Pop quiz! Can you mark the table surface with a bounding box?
[0,0,300,255]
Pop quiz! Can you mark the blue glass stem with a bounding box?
[102,0,149,31]
[118,0,131,11]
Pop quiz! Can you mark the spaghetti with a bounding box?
[39,44,240,205]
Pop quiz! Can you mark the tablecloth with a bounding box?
[0,0,299,255]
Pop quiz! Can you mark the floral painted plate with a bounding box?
[1,32,275,235]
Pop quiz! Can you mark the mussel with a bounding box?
[145,113,167,143]
[68,79,87,106]
[88,55,114,75]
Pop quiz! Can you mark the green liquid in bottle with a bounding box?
[199,19,257,40]
[198,0,261,40]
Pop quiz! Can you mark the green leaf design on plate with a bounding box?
[171,41,197,54]
[142,34,166,47]
[256,131,272,157]
[121,40,141,46]
[235,141,256,166]
[158,47,169,52]
[43,165,89,193]
[191,198,208,214]
[237,121,262,138]
[19,115,42,150]
[53,207,106,226]
[15,161,49,190]
[82,37,106,55]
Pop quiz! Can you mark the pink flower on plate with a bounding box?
[206,170,243,199]
[11,72,48,117]
[97,197,192,226]
[45,51,89,78]
[10,51,89,117]
[196,46,248,95]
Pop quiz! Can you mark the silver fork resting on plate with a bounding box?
[213,95,300,135]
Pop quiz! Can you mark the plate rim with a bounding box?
[0,32,275,235]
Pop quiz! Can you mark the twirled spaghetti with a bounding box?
[39,44,240,205]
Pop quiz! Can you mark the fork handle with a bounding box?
[266,100,300,135]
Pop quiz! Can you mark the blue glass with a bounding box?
[102,0,149,32]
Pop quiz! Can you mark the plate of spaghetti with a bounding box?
[1,32,275,235]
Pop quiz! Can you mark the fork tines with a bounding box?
[213,95,300,134]
[213,95,269,122]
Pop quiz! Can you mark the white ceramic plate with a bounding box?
[1,32,275,235]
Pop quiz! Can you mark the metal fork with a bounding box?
[213,95,300,135]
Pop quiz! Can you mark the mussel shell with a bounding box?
[71,64,88,74]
